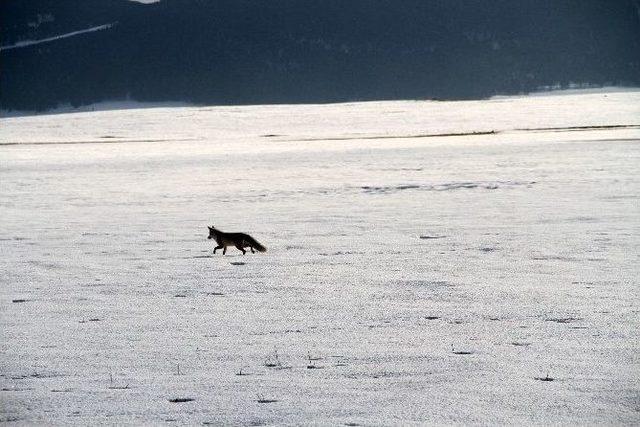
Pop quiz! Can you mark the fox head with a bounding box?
[207,225,216,239]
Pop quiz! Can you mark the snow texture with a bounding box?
[1,90,639,425]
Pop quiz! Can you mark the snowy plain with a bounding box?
[1,90,639,425]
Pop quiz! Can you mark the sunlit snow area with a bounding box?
[1,90,639,424]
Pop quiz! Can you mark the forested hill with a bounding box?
[2,0,640,111]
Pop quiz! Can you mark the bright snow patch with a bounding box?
[0,23,116,52]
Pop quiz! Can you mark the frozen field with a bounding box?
[1,91,639,425]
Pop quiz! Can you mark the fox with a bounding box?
[207,225,267,255]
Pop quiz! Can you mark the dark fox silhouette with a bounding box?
[207,226,267,255]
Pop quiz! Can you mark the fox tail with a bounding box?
[245,235,267,252]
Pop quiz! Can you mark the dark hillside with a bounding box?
[2,0,639,111]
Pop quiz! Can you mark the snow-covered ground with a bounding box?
[1,91,639,425]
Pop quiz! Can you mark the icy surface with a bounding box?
[1,91,639,425]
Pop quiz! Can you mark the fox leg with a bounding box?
[213,245,223,254]
[235,245,246,255]
[242,239,255,254]
[223,247,227,255]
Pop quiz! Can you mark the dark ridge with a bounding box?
[294,130,497,142]
[2,0,639,112]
